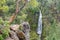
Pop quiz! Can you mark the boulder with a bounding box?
[5,37,14,40]
[9,31,19,40]
[16,31,26,40]
[21,22,30,40]
[10,24,20,31]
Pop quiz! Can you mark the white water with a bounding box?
[37,10,42,40]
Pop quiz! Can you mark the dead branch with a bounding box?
[9,0,28,24]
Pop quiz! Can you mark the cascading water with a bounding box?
[37,10,42,40]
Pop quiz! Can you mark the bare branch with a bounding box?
[9,0,29,24]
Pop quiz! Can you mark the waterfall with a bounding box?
[37,10,42,40]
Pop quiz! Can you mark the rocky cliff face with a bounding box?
[4,24,25,40]
[5,22,30,40]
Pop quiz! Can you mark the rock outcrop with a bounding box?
[10,24,20,31]
[5,22,30,40]
[21,22,30,40]
[9,31,19,40]
[5,37,14,40]
[5,24,26,40]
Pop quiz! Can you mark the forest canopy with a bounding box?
[0,0,60,40]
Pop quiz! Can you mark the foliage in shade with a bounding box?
[0,35,4,40]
